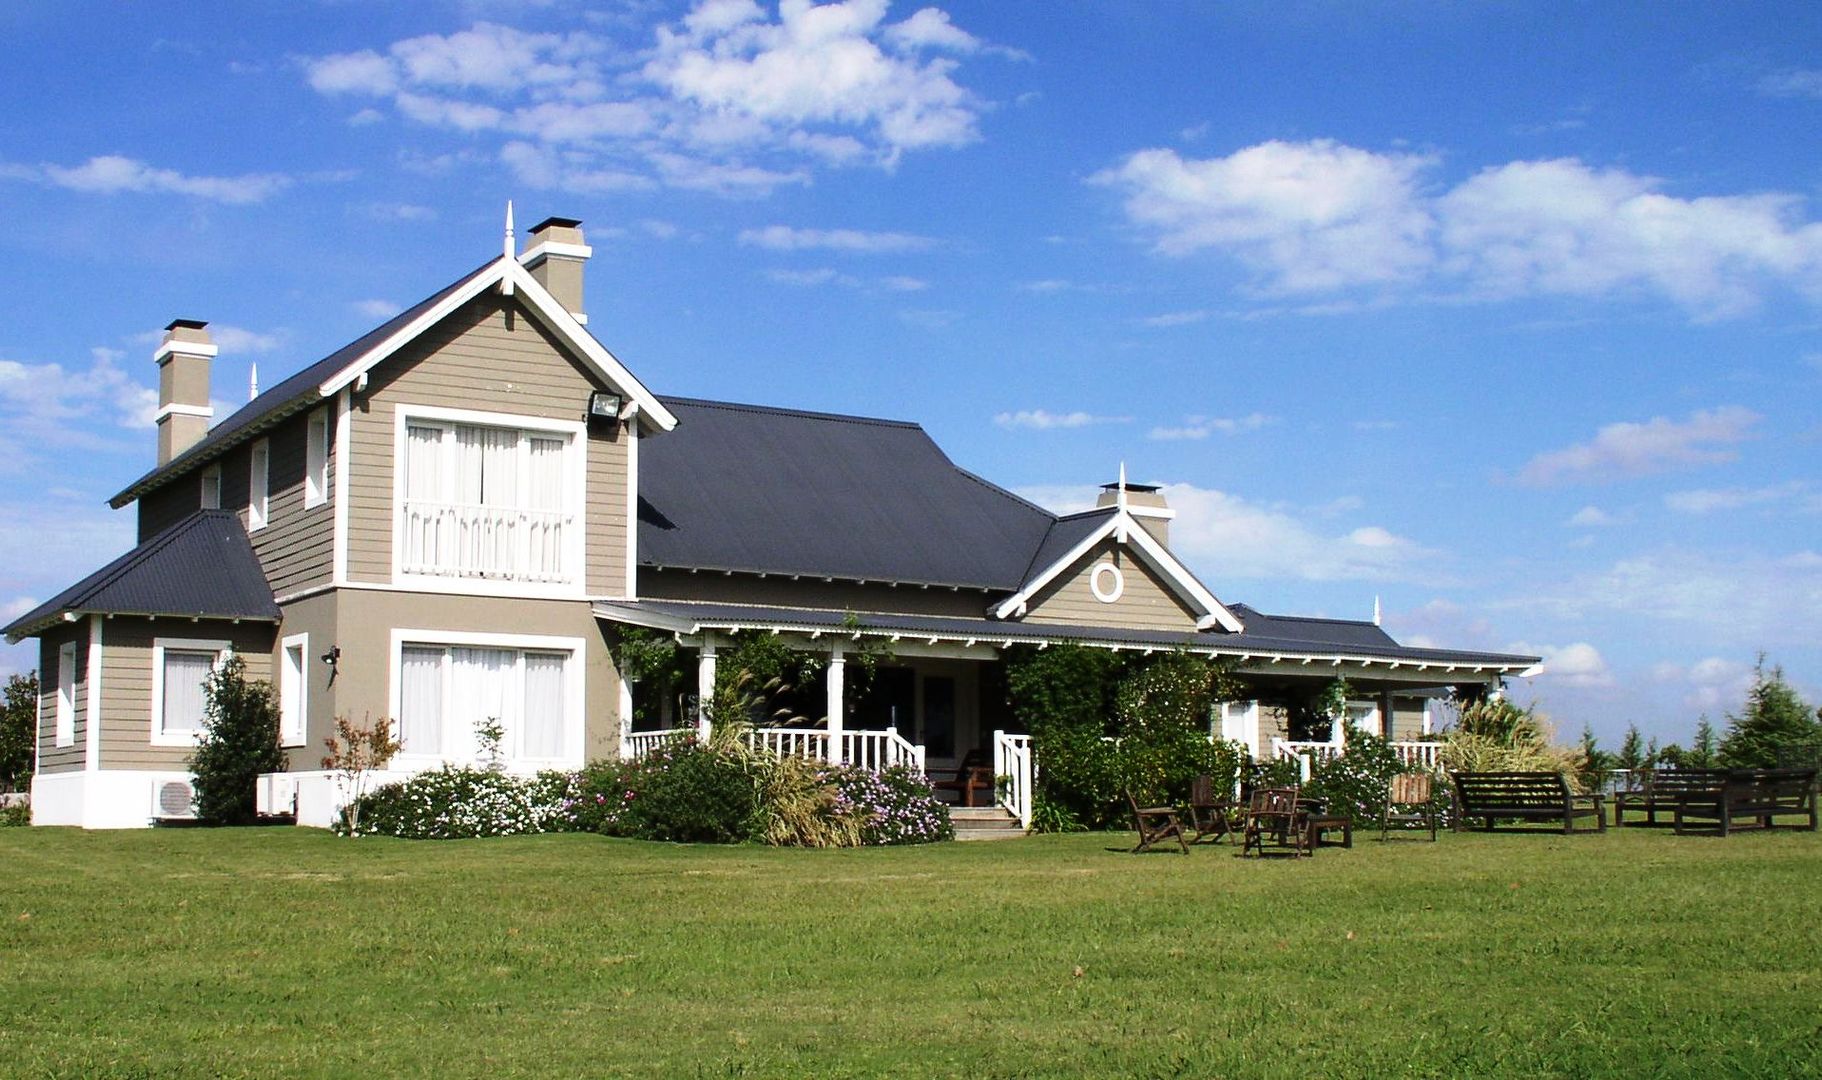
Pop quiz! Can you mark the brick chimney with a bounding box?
[1097,478,1175,547]
[155,319,215,465]
[521,216,591,323]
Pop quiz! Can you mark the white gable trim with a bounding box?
[317,257,677,433]
[991,510,1243,633]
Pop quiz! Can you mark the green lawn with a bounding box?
[3,826,1820,1079]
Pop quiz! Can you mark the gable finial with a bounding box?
[503,199,515,259]
[248,361,259,402]
[1373,594,1382,626]
[1117,461,1128,511]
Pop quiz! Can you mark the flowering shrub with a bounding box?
[835,764,953,845]
[1304,731,1411,825]
[621,739,762,844]
[548,759,639,836]
[336,766,569,839]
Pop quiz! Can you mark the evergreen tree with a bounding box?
[0,672,36,791]
[188,655,285,825]
[1616,723,1646,772]
[1689,717,1718,769]
[1718,657,1822,768]
[1576,724,1616,791]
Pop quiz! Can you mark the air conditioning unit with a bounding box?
[152,778,197,820]
[256,773,299,817]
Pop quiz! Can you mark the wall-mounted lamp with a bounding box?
[321,644,341,686]
[587,390,624,421]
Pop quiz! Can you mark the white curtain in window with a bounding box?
[162,651,215,736]
[480,428,521,572]
[404,425,446,569]
[398,646,445,755]
[526,437,566,577]
[451,647,515,759]
[522,652,567,759]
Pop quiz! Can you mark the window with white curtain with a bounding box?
[396,643,571,763]
[398,418,575,584]
[304,408,329,508]
[153,640,226,745]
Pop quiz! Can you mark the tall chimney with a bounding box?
[155,319,215,465]
[1097,478,1175,547]
[522,216,591,323]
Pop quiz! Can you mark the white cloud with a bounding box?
[1509,641,1613,687]
[1139,310,1208,327]
[1096,138,1822,318]
[0,348,158,436]
[1020,482,1445,584]
[994,409,1128,431]
[1566,505,1617,527]
[738,225,934,252]
[879,275,927,292]
[210,325,283,354]
[2,155,290,204]
[766,267,846,287]
[1516,406,1761,486]
[1148,413,1273,440]
[1756,68,1822,99]
[353,299,404,319]
[1663,482,1805,514]
[897,308,959,328]
[1652,656,1757,711]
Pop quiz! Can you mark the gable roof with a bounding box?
[111,253,676,508]
[4,511,280,642]
[637,397,1056,590]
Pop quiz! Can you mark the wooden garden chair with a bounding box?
[1188,773,1234,844]
[1241,786,1309,857]
[1126,791,1189,854]
[1380,772,1439,841]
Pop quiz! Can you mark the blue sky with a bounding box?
[1,1,1818,748]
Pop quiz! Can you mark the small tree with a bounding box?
[0,671,37,793]
[1575,724,1616,792]
[1718,657,1822,768]
[322,714,402,836]
[188,655,284,825]
[1616,723,1646,773]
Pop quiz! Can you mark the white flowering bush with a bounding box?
[834,764,953,845]
[335,766,572,839]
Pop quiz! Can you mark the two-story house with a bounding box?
[6,214,1538,829]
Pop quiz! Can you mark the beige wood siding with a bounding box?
[97,619,274,771]
[1391,699,1431,741]
[641,569,991,618]
[246,410,335,596]
[1021,540,1199,632]
[345,294,628,593]
[35,624,87,774]
[272,590,339,772]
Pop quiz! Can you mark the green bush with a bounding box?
[188,655,284,825]
[552,759,638,835]
[1,672,36,793]
[0,799,28,827]
[1304,731,1410,825]
[623,739,762,844]
[337,765,569,839]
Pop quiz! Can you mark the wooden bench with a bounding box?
[1450,771,1606,834]
[1613,769,1727,827]
[1674,768,1819,836]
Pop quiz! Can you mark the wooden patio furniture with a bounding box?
[1126,791,1189,854]
[1449,771,1605,834]
[1380,772,1439,841]
[1187,773,1234,844]
[1304,813,1353,848]
[1613,769,1726,827]
[1240,786,1309,857]
[1673,768,1818,836]
[931,749,994,807]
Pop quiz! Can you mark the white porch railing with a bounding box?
[993,730,1033,830]
[1270,737,1445,778]
[1390,741,1444,772]
[743,727,831,761]
[625,728,689,760]
[844,728,925,773]
[400,499,573,583]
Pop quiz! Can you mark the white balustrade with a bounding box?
[993,730,1033,829]
[842,728,923,772]
[400,499,573,583]
[625,728,688,760]
[1389,741,1445,772]
[742,728,831,762]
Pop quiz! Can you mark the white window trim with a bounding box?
[389,404,588,600]
[150,637,232,747]
[54,641,76,748]
[387,627,586,771]
[248,438,270,531]
[279,632,309,748]
[304,407,330,509]
[200,465,222,510]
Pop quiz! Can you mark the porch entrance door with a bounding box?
[922,676,956,762]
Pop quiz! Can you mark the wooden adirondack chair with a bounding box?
[1188,773,1234,844]
[1240,786,1308,857]
[1126,791,1190,854]
[1380,772,1439,841]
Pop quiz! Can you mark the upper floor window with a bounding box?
[200,465,222,510]
[305,408,329,509]
[396,412,579,586]
[248,439,270,531]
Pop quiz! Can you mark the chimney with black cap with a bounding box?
[155,318,215,465]
[521,216,592,323]
[1096,475,1175,547]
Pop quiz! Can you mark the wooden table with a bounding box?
[1303,814,1353,849]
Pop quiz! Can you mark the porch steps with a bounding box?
[950,806,1025,841]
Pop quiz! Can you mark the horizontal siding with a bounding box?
[138,483,201,543]
[1391,701,1430,741]
[247,409,334,596]
[346,295,628,593]
[641,569,991,617]
[1022,540,1198,632]
[98,619,274,771]
[35,625,86,774]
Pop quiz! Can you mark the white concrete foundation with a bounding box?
[30,770,201,829]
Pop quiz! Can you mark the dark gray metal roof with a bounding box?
[592,598,1540,671]
[637,397,1057,590]
[1020,508,1116,582]
[4,510,280,641]
[110,259,498,508]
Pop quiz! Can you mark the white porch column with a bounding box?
[696,639,717,741]
[825,646,845,764]
[617,678,635,759]
[1487,679,1506,703]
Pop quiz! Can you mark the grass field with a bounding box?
[3,825,1820,1078]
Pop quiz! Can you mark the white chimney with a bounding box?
[155,319,215,465]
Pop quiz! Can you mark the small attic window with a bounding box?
[200,465,222,510]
